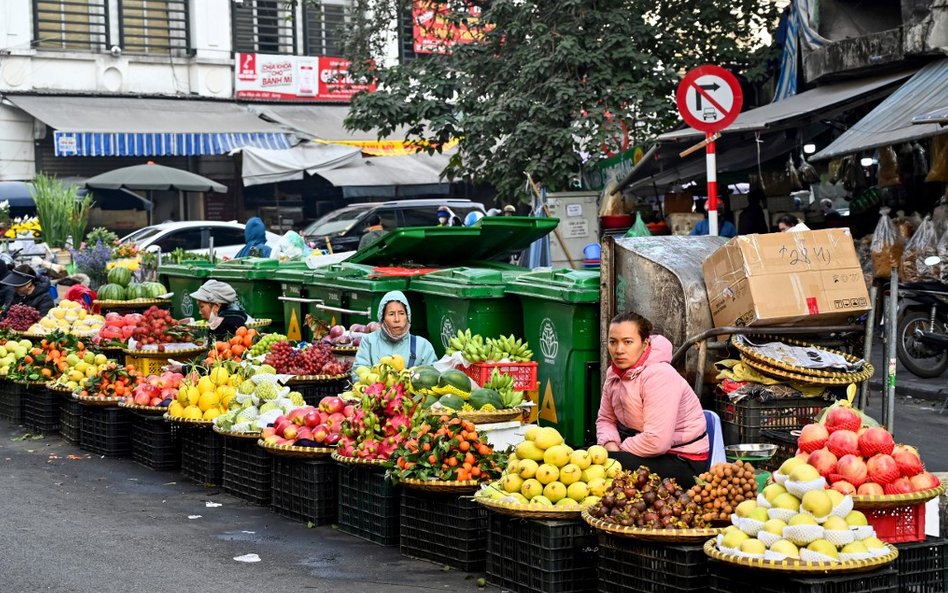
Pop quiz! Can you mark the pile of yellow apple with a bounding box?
[47,350,112,392]
[0,339,33,376]
[712,459,892,563]
[27,300,105,336]
[475,426,622,508]
[167,364,238,421]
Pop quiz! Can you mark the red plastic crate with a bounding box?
[865,504,926,544]
[457,361,538,392]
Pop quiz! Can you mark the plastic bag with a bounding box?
[815,400,880,429]
[278,231,307,261]
[932,195,948,238]
[938,229,948,282]
[799,152,820,184]
[877,146,899,187]
[870,207,905,278]
[925,135,948,182]
[624,212,652,238]
[900,216,939,282]
[599,178,624,216]
[787,154,803,190]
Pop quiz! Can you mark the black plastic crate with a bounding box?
[399,489,488,572]
[289,378,349,406]
[895,536,948,593]
[715,391,832,445]
[222,435,272,505]
[337,464,400,546]
[79,405,132,457]
[759,429,800,472]
[486,513,598,593]
[23,386,60,434]
[597,534,707,593]
[130,412,180,471]
[708,563,898,593]
[180,425,224,486]
[0,381,24,425]
[59,395,81,445]
[270,456,337,525]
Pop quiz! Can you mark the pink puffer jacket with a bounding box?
[596,335,709,458]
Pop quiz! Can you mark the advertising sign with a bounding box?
[412,1,485,54]
[235,53,376,102]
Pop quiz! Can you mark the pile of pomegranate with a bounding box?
[796,406,940,495]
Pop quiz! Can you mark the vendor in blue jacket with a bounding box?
[353,290,437,378]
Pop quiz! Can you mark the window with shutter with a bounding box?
[119,0,189,56]
[34,0,109,52]
[232,0,297,55]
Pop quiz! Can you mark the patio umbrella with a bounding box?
[83,162,226,225]
[83,162,227,192]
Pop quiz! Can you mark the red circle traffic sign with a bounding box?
[675,65,743,133]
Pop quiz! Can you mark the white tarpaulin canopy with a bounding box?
[317,152,452,187]
[237,142,362,186]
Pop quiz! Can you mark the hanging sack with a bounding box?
[925,136,948,182]
[900,216,939,282]
[870,207,905,278]
[878,146,900,187]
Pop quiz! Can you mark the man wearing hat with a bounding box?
[436,205,462,227]
[502,205,517,216]
[189,279,250,339]
[0,264,54,320]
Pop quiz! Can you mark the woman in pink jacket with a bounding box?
[597,312,709,487]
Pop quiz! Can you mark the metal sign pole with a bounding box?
[885,268,898,433]
[706,133,719,236]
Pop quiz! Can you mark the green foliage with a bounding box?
[86,227,120,248]
[31,173,93,248]
[339,0,781,199]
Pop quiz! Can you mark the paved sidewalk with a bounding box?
[866,337,947,408]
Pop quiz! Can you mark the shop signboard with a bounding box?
[235,53,376,102]
[412,1,486,54]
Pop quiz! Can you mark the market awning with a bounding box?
[248,104,425,156]
[3,95,292,157]
[316,152,453,198]
[236,142,362,186]
[618,70,913,194]
[811,58,948,161]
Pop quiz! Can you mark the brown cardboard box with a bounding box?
[663,193,695,214]
[703,229,871,327]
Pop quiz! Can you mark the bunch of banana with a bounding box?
[484,368,524,408]
[446,329,489,362]
[487,334,533,362]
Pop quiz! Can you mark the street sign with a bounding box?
[675,65,743,133]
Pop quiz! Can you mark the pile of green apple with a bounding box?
[475,426,622,509]
[714,461,891,563]
[0,339,32,376]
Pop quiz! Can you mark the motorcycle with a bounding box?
[896,256,948,378]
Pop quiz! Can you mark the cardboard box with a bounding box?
[667,213,703,236]
[663,193,695,214]
[88,208,147,231]
[703,229,871,327]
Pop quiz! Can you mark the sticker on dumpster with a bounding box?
[287,309,302,342]
[181,294,194,318]
[440,315,456,349]
[539,380,558,424]
[539,318,559,362]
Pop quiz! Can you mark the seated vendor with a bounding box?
[353,290,436,380]
[597,312,709,488]
[189,279,249,339]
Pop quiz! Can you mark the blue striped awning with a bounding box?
[53,131,291,157]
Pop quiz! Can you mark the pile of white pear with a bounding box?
[714,459,891,563]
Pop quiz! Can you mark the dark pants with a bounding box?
[608,451,707,489]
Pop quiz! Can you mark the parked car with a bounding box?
[120,221,282,259]
[302,199,486,252]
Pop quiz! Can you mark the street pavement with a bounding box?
[0,429,490,593]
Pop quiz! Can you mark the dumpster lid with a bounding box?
[411,266,522,298]
[506,269,601,303]
[213,257,281,279]
[347,217,558,266]
[158,260,216,277]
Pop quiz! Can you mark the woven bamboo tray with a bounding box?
[731,336,873,380]
[257,439,333,459]
[740,355,874,386]
[122,345,207,358]
[475,495,583,519]
[582,509,722,543]
[454,408,523,424]
[73,394,123,406]
[212,425,261,440]
[14,379,51,387]
[46,383,74,393]
[399,478,482,493]
[850,484,945,509]
[703,539,898,574]
[286,373,350,383]
[331,345,359,355]
[188,318,272,330]
[117,401,168,414]
[93,299,172,308]
[163,413,212,426]
[331,451,392,467]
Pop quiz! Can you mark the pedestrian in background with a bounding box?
[236,216,272,258]
[737,189,769,235]
[503,205,516,216]
[436,206,462,226]
[358,215,388,249]
[690,200,736,238]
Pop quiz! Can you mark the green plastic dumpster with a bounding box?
[212,258,293,333]
[411,267,526,357]
[158,260,216,320]
[272,267,318,342]
[327,264,422,330]
[506,269,601,448]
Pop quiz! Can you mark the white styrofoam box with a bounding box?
[477,421,528,450]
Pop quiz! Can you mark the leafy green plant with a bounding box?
[30,173,93,248]
[85,227,120,248]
